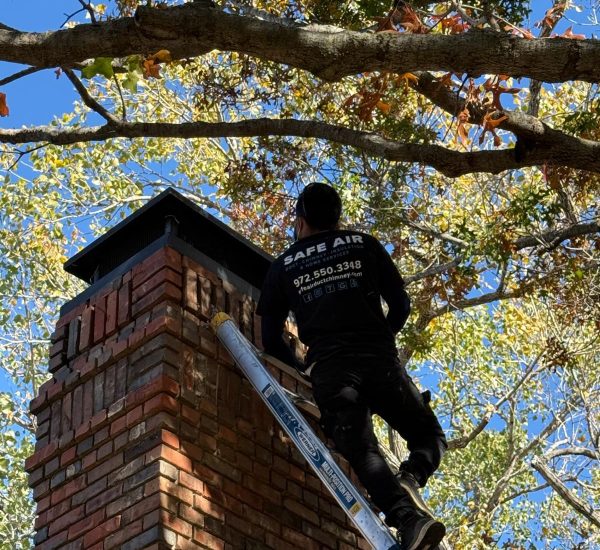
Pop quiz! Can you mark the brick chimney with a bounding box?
[26,189,368,550]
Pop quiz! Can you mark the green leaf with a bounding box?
[122,71,140,93]
[81,57,115,79]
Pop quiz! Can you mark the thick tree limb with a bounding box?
[411,70,600,166]
[531,457,600,528]
[1,3,599,83]
[1,117,600,177]
[514,221,600,249]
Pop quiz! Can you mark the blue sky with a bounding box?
[0,1,84,127]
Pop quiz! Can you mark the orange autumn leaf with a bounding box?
[479,112,508,146]
[456,108,470,146]
[373,15,398,33]
[0,92,9,117]
[397,4,429,34]
[376,100,392,114]
[439,14,469,34]
[142,49,172,79]
[151,49,172,63]
[505,25,535,39]
[560,26,586,40]
[143,58,161,79]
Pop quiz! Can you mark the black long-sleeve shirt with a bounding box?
[257,229,410,370]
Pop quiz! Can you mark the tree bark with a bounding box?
[1,3,599,83]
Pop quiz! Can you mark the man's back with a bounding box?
[257,229,409,366]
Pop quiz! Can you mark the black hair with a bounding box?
[295,182,342,230]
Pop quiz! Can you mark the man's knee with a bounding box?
[319,388,376,460]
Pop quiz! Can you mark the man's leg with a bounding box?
[311,363,414,526]
[369,360,447,489]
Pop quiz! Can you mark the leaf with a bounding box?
[395,72,419,89]
[81,57,114,79]
[376,100,391,114]
[151,49,172,63]
[143,58,161,79]
[456,107,470,146]
[122,71,140,93]
[560,26,586,40]
[0,92,9,117]
[479,112,508,146]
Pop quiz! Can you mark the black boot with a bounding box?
[396,510,446,550]
[396,470,436,518]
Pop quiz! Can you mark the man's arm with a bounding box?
[261,314,306,372]
[376,240,411,333]
[256,261,305,373]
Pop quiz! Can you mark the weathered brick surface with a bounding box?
[28,244,366,549]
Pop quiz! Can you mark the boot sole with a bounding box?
[405,519,446,550]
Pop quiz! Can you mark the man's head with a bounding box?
[294,182,342,240]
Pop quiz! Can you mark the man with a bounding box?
[257,182,448,550]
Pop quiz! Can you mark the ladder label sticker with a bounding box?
[262,383,360,514]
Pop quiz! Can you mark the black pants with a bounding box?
[310,356,447,527]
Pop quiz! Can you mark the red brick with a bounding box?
[50,474,86,506]
[105,290,118,335]
[29,390,48,415]
[179,504,204,528]
[282,526,321,550]
[161,429,179,449]
[60,445,77,466]
[181,403,201,424]
[24,441,58,472]
[143,393,179,416]
[82,379,93,423]
[74,420,91,441]
[161,444,192,473]
[46,380,64,401]
[133,267,181,302]
[79,305,93,352]
[90,409,107,429]
[132,282,182,319]
[184,268,198,311]
[67,508,105,540]
[161,509,192,538]
[126,375,179,409]
[83,514,121,547]
[126,405,143,427]
[71,384,83,431]
[37,494,51,513]
[117,280,131,328]
[122,492,161,524]
[48,504,84,536]
[88,453,124,484]
[104,518,143,547]
[179,470,203,494]
[110,413,127,436]
[193,528,225,550]
[92,295,106,344]
[37,529,68,550]
[82,449,97,470]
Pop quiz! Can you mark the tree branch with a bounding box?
[1,117,600,177]
[0,3,599,83]
[448,351,544,451]
[531,457,600,528]
[514,221,600,250]
[0,66,44,87]
[63,68,119,124]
